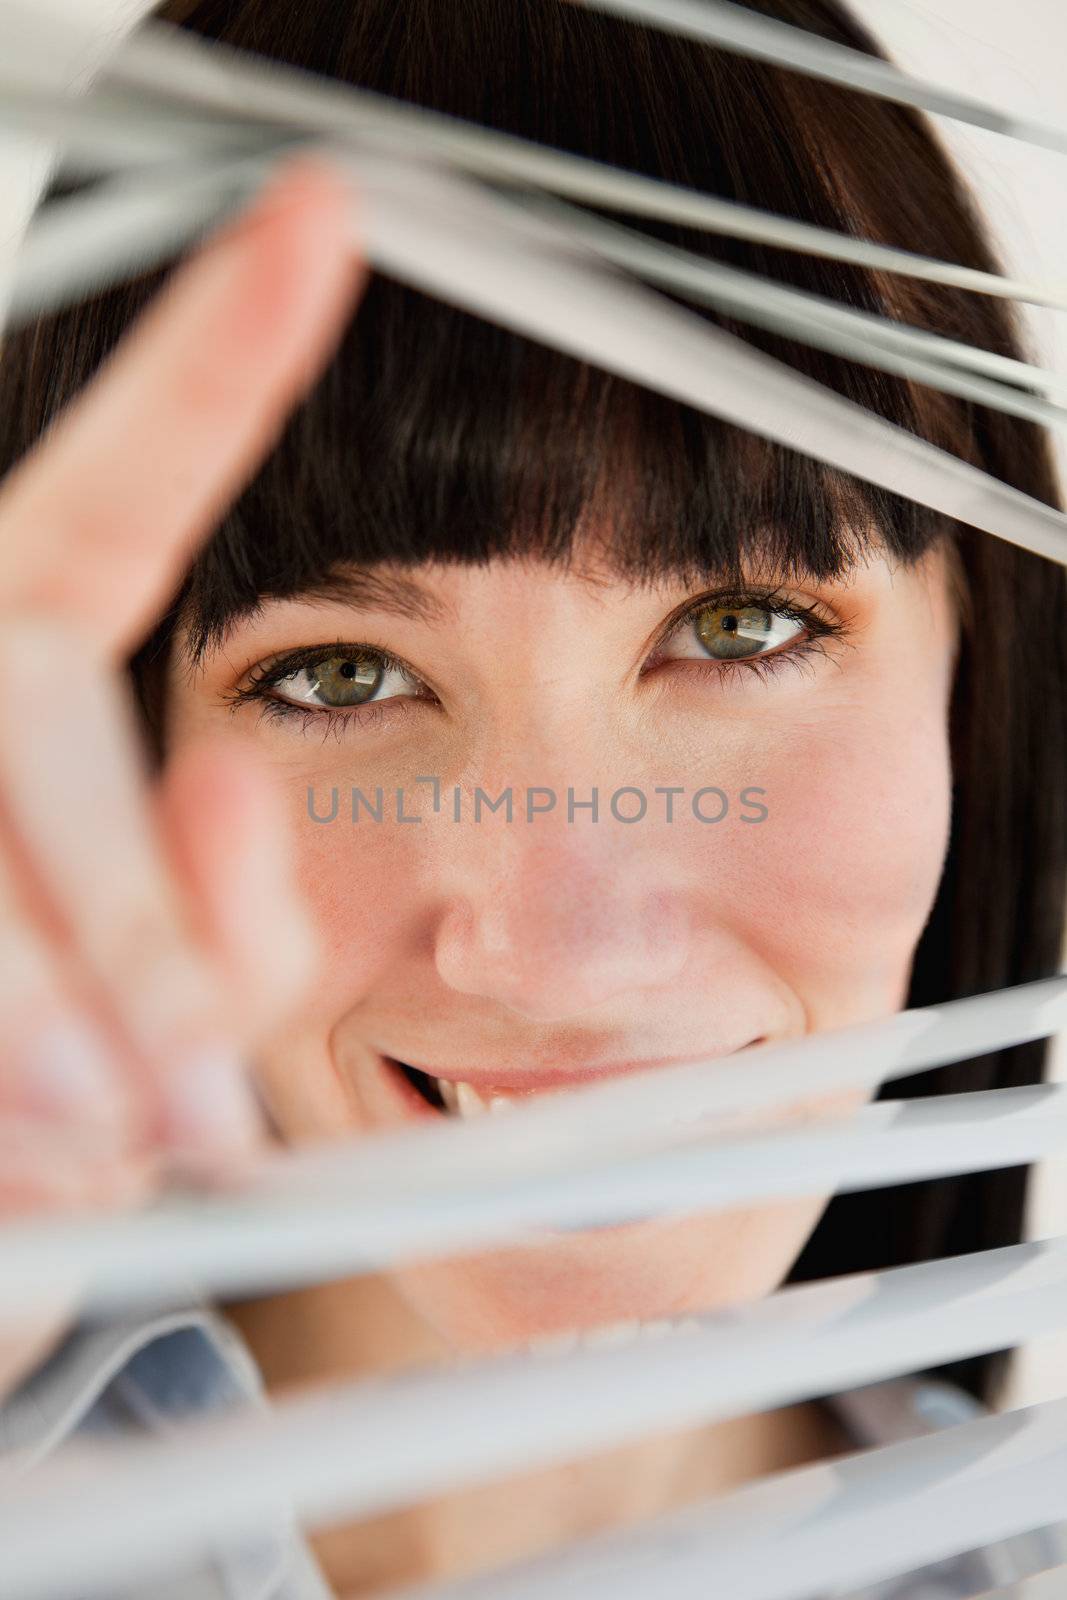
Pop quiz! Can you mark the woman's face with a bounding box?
[164,532,958,1352]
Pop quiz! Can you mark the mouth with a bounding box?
[384,1043,766,1120]
[391,1060,518,1117]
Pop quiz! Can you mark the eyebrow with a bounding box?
[185,564,457,667]
[282,565,455,626]
[189,552,655,664]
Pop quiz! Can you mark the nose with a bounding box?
[432,811,692,1022]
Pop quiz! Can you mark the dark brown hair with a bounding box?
[2,0,1065,1402]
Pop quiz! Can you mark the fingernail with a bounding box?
[163,1047,260,1155]
[19,1019,126,1129]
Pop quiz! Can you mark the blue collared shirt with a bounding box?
[2,1300,1065,1599]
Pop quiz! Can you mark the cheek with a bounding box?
[684,686,953,1026]
[250,788,435,1140]
[291,785,423,998]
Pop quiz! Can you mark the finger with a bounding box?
[0,1122,154,1215]
[0,153,366,660]
[0,835,128,1140]
[156,732,318,1041]
[0,617,260,1157]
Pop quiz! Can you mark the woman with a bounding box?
[0,1,1064,1596]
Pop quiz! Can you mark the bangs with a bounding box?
[179,273,947,662]
[168,0,983,662]
[38,0,997,662]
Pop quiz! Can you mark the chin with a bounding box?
[386,1196,830,1357]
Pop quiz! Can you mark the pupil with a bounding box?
[340,662,357,679]
[722,614,738,632]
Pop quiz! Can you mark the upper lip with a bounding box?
[384,1042,762,1094]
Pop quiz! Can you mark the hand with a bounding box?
[0,155,366,1365]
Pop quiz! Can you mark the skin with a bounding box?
[0,156,959,1594]
[169,539,957,1339]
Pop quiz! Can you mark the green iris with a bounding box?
[307,655,383,707]
[695,604,779,660]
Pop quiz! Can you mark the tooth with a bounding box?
[455,1081,489,1118]
[440,1080,517,1118]
[437,1078,461,1114]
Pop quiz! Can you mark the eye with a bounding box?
[658,599,807,665]
[643,585,847,689]
[228,643,434,728]
[267,649,417,710]
[696,602,804,661]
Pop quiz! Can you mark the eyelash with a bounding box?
[648,585,845,688]
[675,633,835,690]
[225,588,847,735]
[224,643,429,741]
